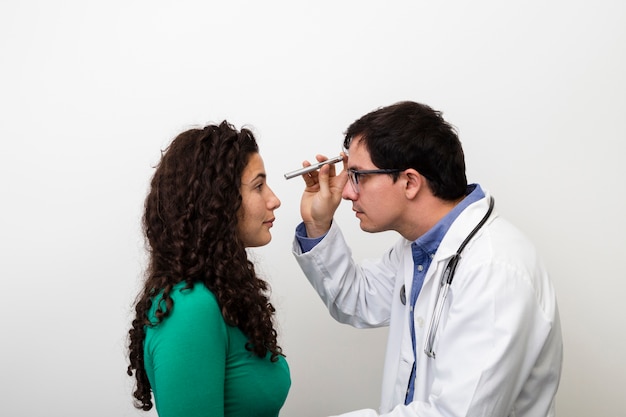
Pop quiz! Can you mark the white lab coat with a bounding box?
[292,194,562,417]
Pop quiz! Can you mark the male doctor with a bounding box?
[292,101,563,417]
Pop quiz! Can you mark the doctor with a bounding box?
[292,101,563,417]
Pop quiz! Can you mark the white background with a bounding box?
[1,1,624,416]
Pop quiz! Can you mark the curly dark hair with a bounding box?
[126,120,284,411]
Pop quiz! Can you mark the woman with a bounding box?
[127,121,290,417]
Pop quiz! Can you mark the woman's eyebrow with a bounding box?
[242,173,266,185]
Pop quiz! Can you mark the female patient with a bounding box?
[127,121,290,417]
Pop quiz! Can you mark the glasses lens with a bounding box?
[348,170,359,193]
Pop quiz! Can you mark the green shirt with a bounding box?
[144,283,291,417]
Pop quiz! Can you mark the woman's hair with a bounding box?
[127,120,283,411]
[344,101,467,200]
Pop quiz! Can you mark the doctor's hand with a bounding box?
[299,153,348,238]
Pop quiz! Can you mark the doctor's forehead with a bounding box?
[346,137,374,168]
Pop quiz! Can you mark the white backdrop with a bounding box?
[1,1,624,416]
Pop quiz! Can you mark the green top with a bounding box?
[144,282,291,417]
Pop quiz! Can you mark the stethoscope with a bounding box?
[414,196,495,359]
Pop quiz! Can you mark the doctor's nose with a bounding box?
[342,179,357,201]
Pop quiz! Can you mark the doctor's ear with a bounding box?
[403,169,427,199]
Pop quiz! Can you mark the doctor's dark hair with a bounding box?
[126,121,283,411]
[343,101,467,200]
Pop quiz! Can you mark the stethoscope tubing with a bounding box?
[424,196,495,358]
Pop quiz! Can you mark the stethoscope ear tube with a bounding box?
[452,196,495,261]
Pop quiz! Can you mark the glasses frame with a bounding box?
[347,168,402,194]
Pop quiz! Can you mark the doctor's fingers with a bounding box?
[317,163,334,198]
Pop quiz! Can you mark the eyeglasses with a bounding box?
[346,168,402,194]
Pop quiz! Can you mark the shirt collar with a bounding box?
[412,184,485,254]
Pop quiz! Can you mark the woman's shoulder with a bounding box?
[170,282,220,314]
[148,282,222,325]
[144,282,229,362]
[171,281,215,299]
